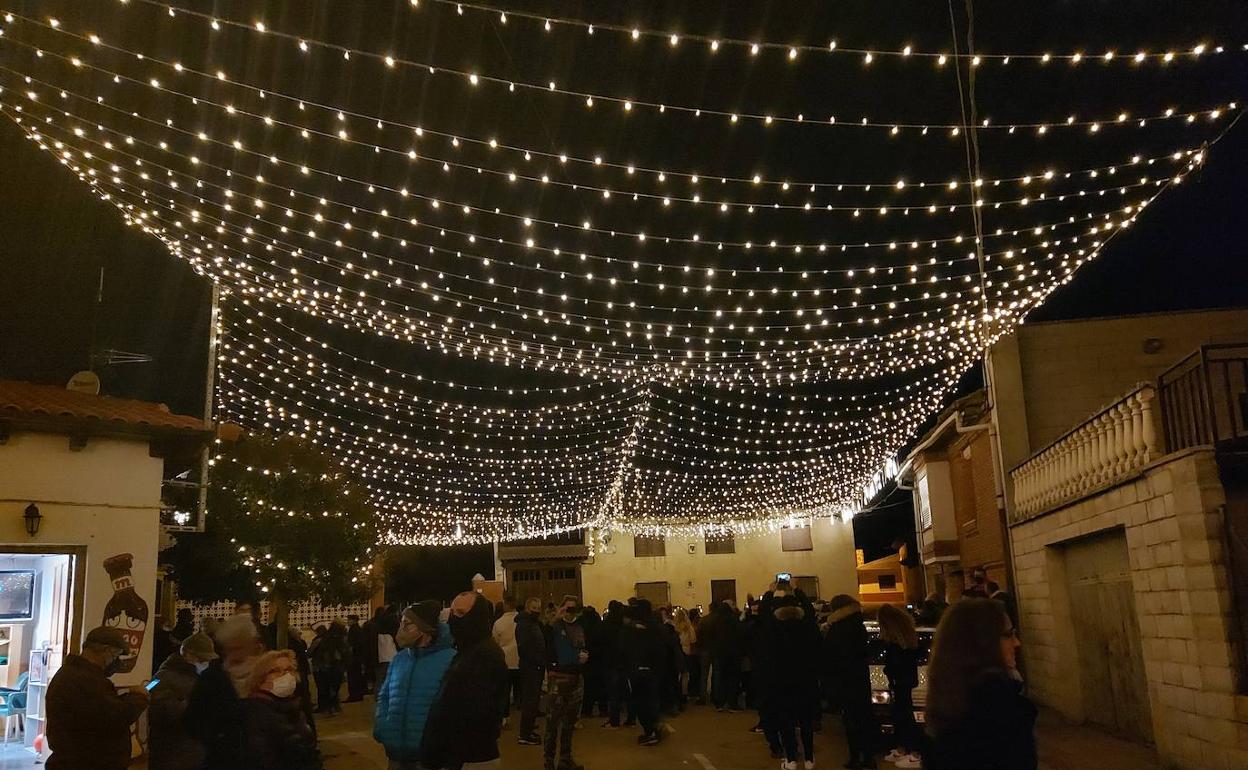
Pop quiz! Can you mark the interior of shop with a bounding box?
[0,552,74,769]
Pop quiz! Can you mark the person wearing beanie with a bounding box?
[373,601,455,769]
[422,592,509,769]
[149,632,219,770]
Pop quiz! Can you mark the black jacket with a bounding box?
[925,673,1037,770]
[515,610,546,670]
[883,643,921,691]
[241,693,322,770]
[594,611,624,671]
[46,654,147,770]
[422,597,508,769]
[822,601,872,712]
[185,661,247,769]
[765,602,822,711]
[619,612,666,673]
[149,653,205,770]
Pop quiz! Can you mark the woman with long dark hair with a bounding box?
[877,604,922,768]
[924,599,1036,770]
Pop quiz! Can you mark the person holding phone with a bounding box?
[149,631,219,770]
[45,627,149,770]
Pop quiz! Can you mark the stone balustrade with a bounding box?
[1011,385,1161,522]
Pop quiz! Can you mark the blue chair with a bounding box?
[0,673,28,743]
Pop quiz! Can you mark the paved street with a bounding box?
[317,698,1162,770]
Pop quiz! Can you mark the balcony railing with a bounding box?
[1011,384,1161,522]
[1157,343,1248,453]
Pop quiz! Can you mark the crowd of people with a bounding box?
[45,575,1035,770]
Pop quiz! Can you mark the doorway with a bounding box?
[1063,530,1153,742]
[506,561,583,606]
[710,579,737,607]
[0,546,85,764]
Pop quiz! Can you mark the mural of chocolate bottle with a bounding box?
[102,553,148,674]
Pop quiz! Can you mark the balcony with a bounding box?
[1157,343,1248,452]
[1009,342,1248,524]
[1010,384,1161,523]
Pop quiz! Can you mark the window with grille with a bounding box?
[781,526,813,552]
[795,576,820,599]
[634,534,666,557]
[705,533,735,554]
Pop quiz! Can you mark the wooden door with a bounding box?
[507,561,583,606]
[710,579,737,607]
[1065,530,1153,742]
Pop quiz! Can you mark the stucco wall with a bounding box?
[0,430,163,687]
[1010,449,1248,770]
[581,521,858,610]
[990,308,1248,472]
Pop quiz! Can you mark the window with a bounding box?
[795,576,820,600]
[878,574,897,591]
[635,581,671,606]
[547,568,576,580]
[705,532,735,554]
[917,471,933,531]
[512,568,540,582]
[781,526,813,552]
[634,534,666,557]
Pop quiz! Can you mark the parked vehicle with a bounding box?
[864,621,935,729]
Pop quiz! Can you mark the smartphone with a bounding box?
[145,679,160,692]
[776,572,792,582]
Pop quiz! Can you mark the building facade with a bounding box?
[985,310,1248,769]
[900,390,1009,602]
[577,522,858,611]
[0,379,211,759]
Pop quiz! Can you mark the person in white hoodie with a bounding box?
[491,594,521,725]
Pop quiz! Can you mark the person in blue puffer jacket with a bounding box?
[373,600,455,769]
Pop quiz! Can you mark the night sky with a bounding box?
[0,1,1245,557]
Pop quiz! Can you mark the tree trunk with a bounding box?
[272,591,291,650]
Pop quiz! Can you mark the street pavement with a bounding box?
[321,700,836,770]
[318,697,1163,770]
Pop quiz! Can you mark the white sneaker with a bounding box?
[894,754,921,769]
[780,762,797,770]
[804,762,816,770]
[884,750,907,763]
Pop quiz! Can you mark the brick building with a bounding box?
[899,390,1009,602]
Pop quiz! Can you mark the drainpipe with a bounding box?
[982,356,1022,625]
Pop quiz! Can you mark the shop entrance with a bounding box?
[0,546,86,764]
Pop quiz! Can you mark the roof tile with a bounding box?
[0,379,209,434]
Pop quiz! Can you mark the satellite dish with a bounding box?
[66,371,101,395]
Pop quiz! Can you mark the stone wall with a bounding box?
[1010,448,1248,770]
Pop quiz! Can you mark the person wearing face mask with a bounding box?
[242,650,322,770]
[422,591,509,770]
[542,595,589,770]
[374,601,455,769]
[149,632,219,770]
[45,626,149,770]
[514,596,547,745]
[186,614,266,768]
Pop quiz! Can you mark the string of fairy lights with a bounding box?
[1,2,1242,543]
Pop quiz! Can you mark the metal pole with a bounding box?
[196,282,220,532]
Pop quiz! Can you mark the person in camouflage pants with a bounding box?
[543,596,588,770]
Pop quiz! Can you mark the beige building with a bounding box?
[573,522,858,611]
[0,380,210,758]
[985,309,1248,770]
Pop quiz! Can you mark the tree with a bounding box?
[163,432,376,648]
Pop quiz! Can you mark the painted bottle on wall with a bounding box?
[102,553,148,674]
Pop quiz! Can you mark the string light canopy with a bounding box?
[0,1,1241,544]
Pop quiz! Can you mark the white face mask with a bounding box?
[193,661,210,675]
[266,672,298,699]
